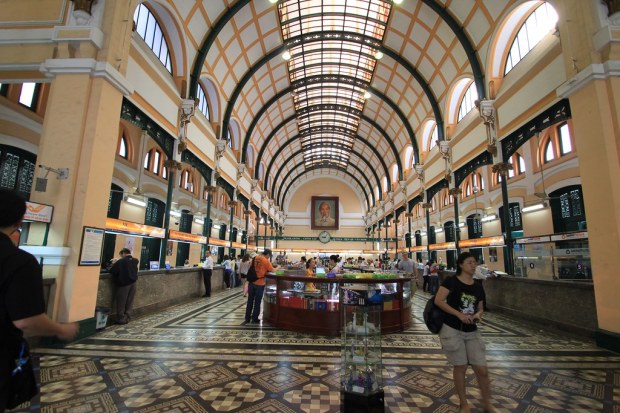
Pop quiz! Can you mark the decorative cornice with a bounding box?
[39,58,134,96]
[556,61,620,99]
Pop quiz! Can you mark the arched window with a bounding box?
[144,148,165,176]
[162,166,168,180]
[382,176,388,193]
[152,150,161,174]
[374,186,379,201]
[504,2,558,75]
[457,82,478,122]
[118,134,128,159]
[196,84,210,120]
[133,4,173,73]
[558,123,573,155]
[544,139,555,163]
[404,146,413,169]
[465,184,471,197]
[180,169,194,192]
[421,120,438,152]
[518,154,526,174]
[391,164,398,183]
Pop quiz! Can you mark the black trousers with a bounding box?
[202,269,212,296]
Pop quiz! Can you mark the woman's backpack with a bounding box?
[245,258,258,283]
[423,276,459,334]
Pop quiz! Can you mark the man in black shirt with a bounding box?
[109,248,139,324]
[0,190,78,411]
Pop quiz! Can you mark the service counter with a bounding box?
[96,266,224,320]
[263,273,414,336]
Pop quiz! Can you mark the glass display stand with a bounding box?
[340,283,384,412]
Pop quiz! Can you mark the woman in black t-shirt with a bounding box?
[434,252,496,413]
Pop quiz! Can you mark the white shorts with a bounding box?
[439,324,487,366]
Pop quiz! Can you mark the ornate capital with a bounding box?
[393,219,400,224]
[492,162,513,177]
[405,212,414,218]
[422,202,432,210]
[448,187,462,196]
[243,209,252,216]
[71,0,96,14]
[163,159,181,170]
[204,185,218,194]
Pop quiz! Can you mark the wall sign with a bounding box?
[79,226,105,266]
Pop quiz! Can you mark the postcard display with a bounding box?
[340,284,385,412]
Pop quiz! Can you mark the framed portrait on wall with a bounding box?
[311,196,339,230]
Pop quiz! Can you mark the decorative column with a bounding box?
[244,209,251,250]
[159,159,181,267]
[493,162,514,275]
[405,212,413,258]
[422,202,432,260]
[228,200,237,257]
[450,187,462,254]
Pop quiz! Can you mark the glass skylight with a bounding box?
[277,0,392,168]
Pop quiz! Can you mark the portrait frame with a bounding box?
[311,196,339,230]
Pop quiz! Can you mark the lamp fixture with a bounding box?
[126,196,146,207]
[435,227,443,233]
[458,222,465,228]
[213,224,221,229]
[194,218,204,225]
[170,210,182,218]
[282,50,291,60]
[481,214,497,222]
[364,91,371,99]
[393,0,403,4]
[374,50,384,60]
[522,202,547,213]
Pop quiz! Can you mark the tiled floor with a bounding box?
[10,289,620,412]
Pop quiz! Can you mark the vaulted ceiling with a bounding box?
[180,0,519,212]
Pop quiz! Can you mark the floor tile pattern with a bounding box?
[7,288,620,412]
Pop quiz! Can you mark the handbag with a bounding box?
[6,339,38,409]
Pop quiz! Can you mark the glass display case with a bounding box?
[264,273,414,336]
[340,284,384,412]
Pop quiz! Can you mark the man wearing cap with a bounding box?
[243,249,278,324]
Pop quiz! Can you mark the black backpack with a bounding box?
[423,295,445,334]
[423,277,459,334]
[245,258,258,283]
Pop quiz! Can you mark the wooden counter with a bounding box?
[263,274,414,336]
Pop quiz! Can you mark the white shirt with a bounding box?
[202,256,214,270]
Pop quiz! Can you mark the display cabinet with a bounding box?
[263,273,414,336]
[340,284,384,412]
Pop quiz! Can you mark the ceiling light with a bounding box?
[213,224,221,229]
[522,202,547,213]
[481,214,497,222]
[194,218,204,225]
[282,50,291,60]
[170,210,181,218]
[393,0,403,4]
[269,0,278,3]
[458,222,465,228]
[364,91,372,99]
[374,51,384,60]
[435,227,443,233]
[126,196,146,207]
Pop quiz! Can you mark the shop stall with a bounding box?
[263,272,414,336]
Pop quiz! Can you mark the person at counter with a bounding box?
[223,255,233,289]
[397,252,415,275]
[109,248,139,325]
[305,258,318,292]
[239,254,251,297]
[201,251,214,297]
[244,249,279,325]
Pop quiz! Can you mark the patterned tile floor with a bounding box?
[9,289,620,412]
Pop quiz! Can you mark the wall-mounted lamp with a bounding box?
[125,196,146,207]
[213,224,221,230]
[522,202,547,213]
[435,227,443,233]
[194,218,205,225]
[170,210,182,218]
